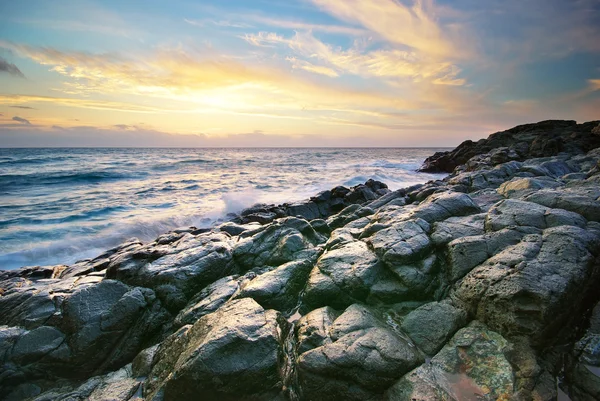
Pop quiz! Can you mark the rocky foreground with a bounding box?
[1,120,600,401]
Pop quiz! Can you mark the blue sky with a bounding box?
[0,0,599,146]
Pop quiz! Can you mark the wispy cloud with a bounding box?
[0,94,173,113]
[184,18,253,29]
[286,57,339,77]
[308,0,469,59]
[245,30,465,85]
[10,105,36,110]
[12,116,31,125]
[0,56,25,78]
[245,14,367,36]
[0,41,430,117]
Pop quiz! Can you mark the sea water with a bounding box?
[0,148,448,270]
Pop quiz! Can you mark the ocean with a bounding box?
[0,148,448,270]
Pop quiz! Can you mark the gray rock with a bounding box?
[485,199,587,231]
[145,298,286,401]
[400,301,468,355]
[409,192,481,224]
[431,213,486,246]
[303,241,383,309]
[234,258,316,312]
[11,326,66,364]
[453,226,600,343]
[132,344,159,378]
[446,228,524,281]
[525,188,600,221]
[497,176,562,198]
[386,322,515,401]
[297,304,422,400]
[233,217,325,270]
[367,219,432,266]
[174,274,249,327]
[295,306,340,354]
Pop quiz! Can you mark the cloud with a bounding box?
[247,31,465,85]
[0,56,25,77]
[12,116,31,125]
[286,57,339,77]
[308,0,468,59]
[244,14,367,36]
[0,41,432,116]
[10,105,36,109]
[590,79,600,91]
[241,32,285,47]
[184,18,253,29]
[0,94,177,113]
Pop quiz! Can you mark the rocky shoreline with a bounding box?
[1,119,600,400]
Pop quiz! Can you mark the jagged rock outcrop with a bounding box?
[2,120,600,401]
[419,120,600,173]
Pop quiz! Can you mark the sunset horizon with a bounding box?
[1,0,599,147]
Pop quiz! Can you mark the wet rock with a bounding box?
[386,322,515,400]
[145,298,286,401]
[234,257,316,312]
[303,240,383,310]
[295,306,340,354]
[174,274,247,327]
[400,301,468,355]
[453,226,600,343]
[233,217,325,270]
[297,304,422,401]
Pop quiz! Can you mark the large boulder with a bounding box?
[400,301,468,355]
[145,298,286,401]
[302,240,384,310]
[233,217,325,270]
[297,304,422,401]
[386,322,516,400]
[453,226,600,344]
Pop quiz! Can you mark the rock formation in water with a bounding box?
[1,119,600,400]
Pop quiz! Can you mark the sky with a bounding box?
[0,0,599,147]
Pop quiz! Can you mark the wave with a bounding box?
[0,170,143,188]
[0,206,129,228]
[0,156,74,166]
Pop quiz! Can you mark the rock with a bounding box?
[400,301,468,355]
[431,213,486,246]
[233,217,325,270]
[297,304,422,400]
[564,301,600,400]
[446,228,524,281]
[295,306,340,354]
[419,120,600,173]
[303,240,383,310]
[132,344,159,378]
[386,322,516,400]
[409,192,481,224]
[234,257,316,312]
[453,226,600,344]
[367,220,431,266]
[145,298,286,401]
[524,188,600,222]
[497,176,562,198]
[174,274,247,327]
[11,325,66,365]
